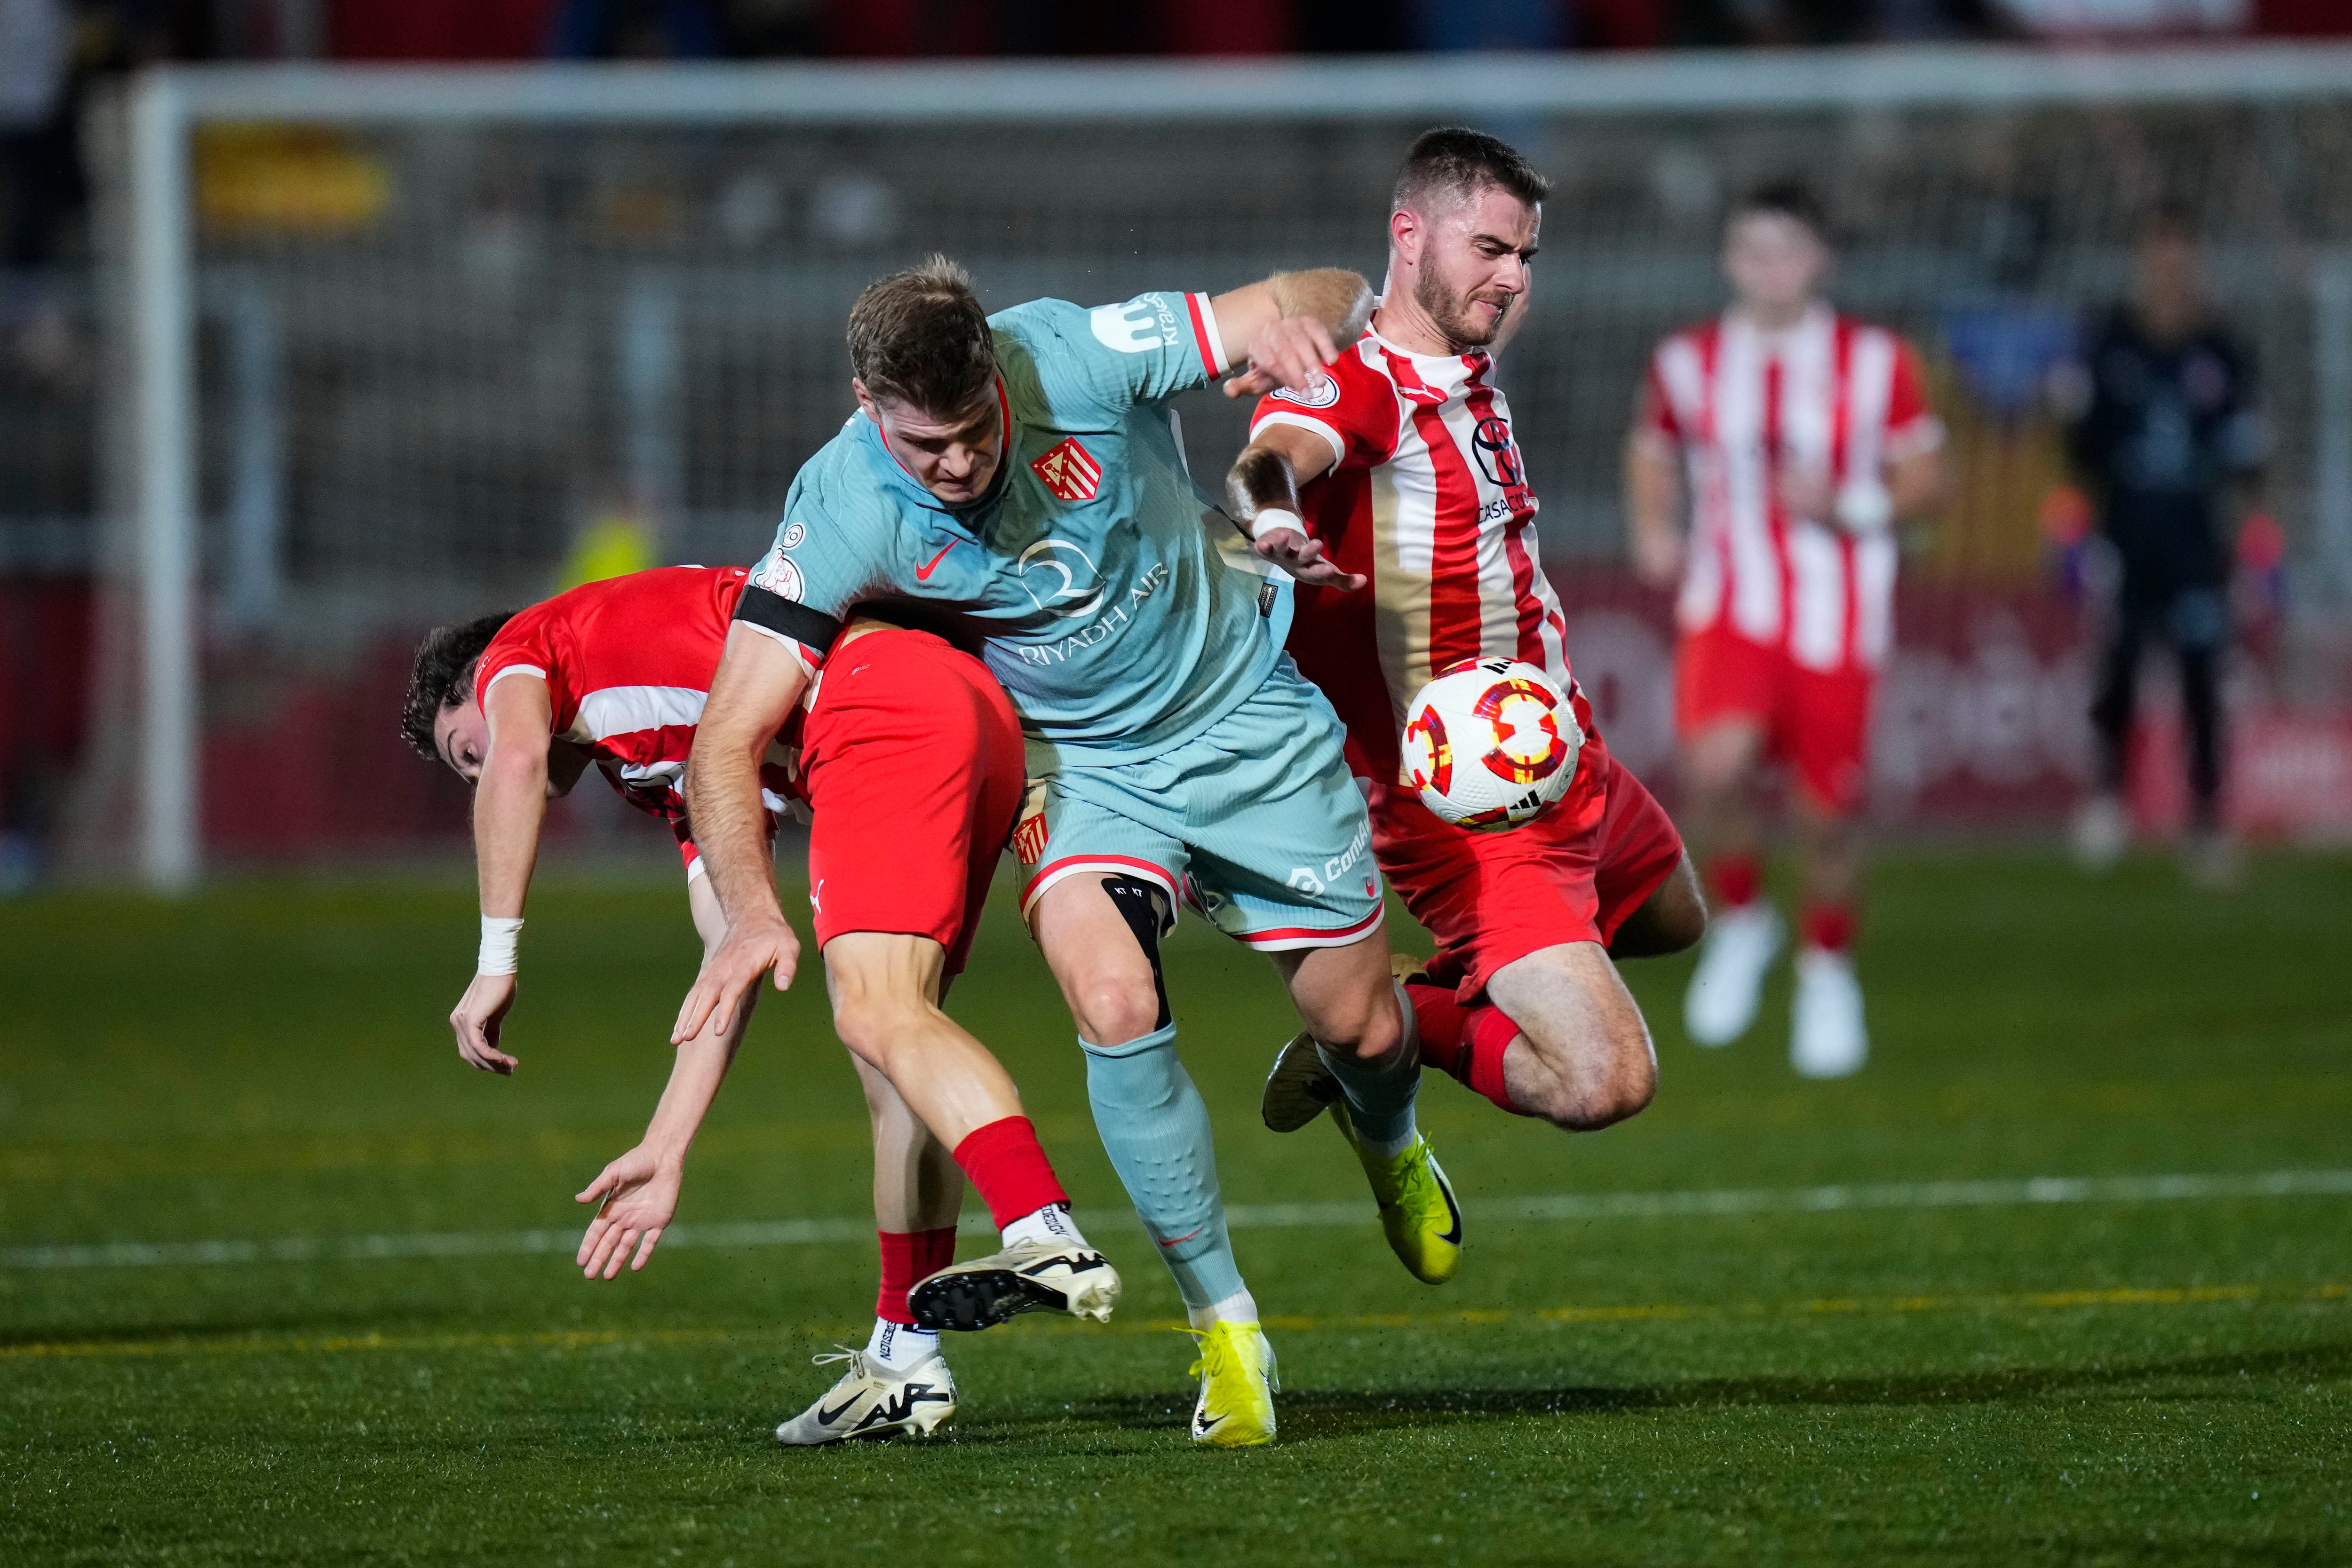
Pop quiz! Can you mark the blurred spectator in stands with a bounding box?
[549,0,723,57]
[1674,0,2006,43]
[1,0,72,265]
[2058,206,2267,888]
[1407,0,1566,49]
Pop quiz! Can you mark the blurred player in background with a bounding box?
[2060,206,2266,887]
[1625,181,1946,1078]
[1228,129,1705,1167]
[400,565,1118,1447]
[677,256,1433,1448]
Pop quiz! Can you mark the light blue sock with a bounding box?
[1079,1023,1245,1312]
[1316,990,1421,1148]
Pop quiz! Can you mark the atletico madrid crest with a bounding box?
[1013,808,1050,867]
[1031,437,1103,502]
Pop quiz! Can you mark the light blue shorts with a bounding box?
[1012,661,1384,951]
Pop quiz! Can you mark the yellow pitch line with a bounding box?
[6,1283,2341,1363]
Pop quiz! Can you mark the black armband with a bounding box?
[733,584,843,652]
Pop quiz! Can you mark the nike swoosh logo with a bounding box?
[1437,1179,1464,1247]
[915,542,955,580]
[818,1396,862,1424]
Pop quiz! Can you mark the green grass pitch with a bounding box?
[3,852,2347,1565]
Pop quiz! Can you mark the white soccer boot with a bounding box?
[1683,902,1782,1047]
[1790,945,1868,1079]
[907,1239,1121,1331]
[774,1347,956,1445]
[2071,792,2130,872]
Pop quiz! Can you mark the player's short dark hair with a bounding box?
[1392,127,1549,218]
[400,611,515,760]
[1729,179,1832,242]
[846,253,997,414]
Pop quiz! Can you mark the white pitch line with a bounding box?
[7,1169,2348,1274]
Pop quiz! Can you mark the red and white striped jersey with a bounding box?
[1253,330,1574,786]
[1642,305,1942,673]
[473,566,803,854]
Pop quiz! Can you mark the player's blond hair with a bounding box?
[846,253,997,414]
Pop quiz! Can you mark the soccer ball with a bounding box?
[1401,657,1582,832]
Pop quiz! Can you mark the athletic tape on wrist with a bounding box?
[478,916,524,975]
[1245,507,1303,543]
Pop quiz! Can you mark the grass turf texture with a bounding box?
[3,852,2347,1566]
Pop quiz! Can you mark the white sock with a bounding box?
[1185,1287,1260,1330]
[1360,1112,1418,1163]
[1001,1201,1088,1251]
[865,1317,940,1370]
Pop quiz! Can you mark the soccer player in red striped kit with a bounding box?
[1626,180,1946,1077]
[1227,128,1707,1164]
[401,564,1117,1445]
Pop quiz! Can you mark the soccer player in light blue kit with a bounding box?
[674,257,1463,1446]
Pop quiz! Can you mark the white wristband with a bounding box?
[478,916,524,976]
[1244,507,1303,543]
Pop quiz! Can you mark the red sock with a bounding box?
[951,1115,1070,1231]
[1709,852,1762,910]
[1459,1005,1531,1117]
[1410,981,1531,1118]
[875,1227,958,1325]
[1405,980,1473,1076]
[1802,901,1857,954]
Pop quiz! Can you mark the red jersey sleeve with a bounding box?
[1248,348,1400,475]
[473,605,572,729]
[1883,336,1945,460]
[1638,352,1683,443]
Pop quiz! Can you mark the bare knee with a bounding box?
[1521,1024,1656,1132]
[832,993,927,1077]
[1305,984,1406,1070]
[1680,723,1760,803]
[1069,970,1162,1049]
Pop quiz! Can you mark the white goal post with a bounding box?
[108,44,2352,890]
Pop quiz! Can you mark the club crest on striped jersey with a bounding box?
[1030,437,1103,503]
[1012,780,1051,866]
[1271,374,1340,410]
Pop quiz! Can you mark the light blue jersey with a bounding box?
[748,291,1289,768]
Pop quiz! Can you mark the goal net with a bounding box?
[78,48,2352,885]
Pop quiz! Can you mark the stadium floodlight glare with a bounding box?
[104,45,2352,890]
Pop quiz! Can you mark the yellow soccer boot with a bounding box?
[1332,1101,1463,1285]
[1185,1321,1278,1448]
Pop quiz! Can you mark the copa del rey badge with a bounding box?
[1031,437,1103,502]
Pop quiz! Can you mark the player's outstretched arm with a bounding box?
[674,624,810,1045]
[1211,269,1372,401]
[1227,421,1364,591]
[577,876,749,1278]
[451,674,555,1075]
[1624,427,1685,589]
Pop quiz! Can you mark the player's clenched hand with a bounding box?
[1631,526,1685,590]
[1225,314,1341,400]
[1254,525,1367,592]
[672,913,798,1045]
[575,1145,682,1279]
[451,972,520,1075]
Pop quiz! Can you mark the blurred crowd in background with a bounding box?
[7,2,2352,888]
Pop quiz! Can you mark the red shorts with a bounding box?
[1674,625,1875,816]
[1374,735,1686,1004]
[796,629,1025,977]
